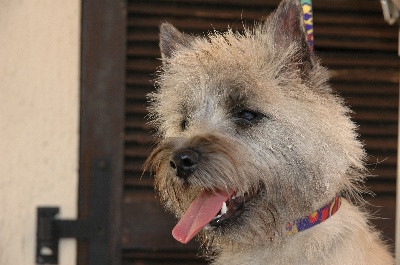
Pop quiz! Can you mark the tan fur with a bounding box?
[146,0,394,264]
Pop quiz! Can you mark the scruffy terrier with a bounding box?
[145,0,394,264]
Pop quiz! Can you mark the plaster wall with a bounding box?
[0,1,80,264]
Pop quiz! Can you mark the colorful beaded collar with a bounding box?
[285,196,342,236]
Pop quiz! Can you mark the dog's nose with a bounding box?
[170,148,199,180]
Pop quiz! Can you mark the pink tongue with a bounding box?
[172,190,232,244]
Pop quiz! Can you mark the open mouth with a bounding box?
[209,191,255,227]
[172,188,260,244]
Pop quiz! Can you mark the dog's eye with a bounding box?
[238,110,257,121]
[234,109,266,128]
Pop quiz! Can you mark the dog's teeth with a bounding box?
[214,214,222,220]
[231,191,242,200]
[221,202,228,215]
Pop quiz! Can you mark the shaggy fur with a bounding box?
[145,0,394,264]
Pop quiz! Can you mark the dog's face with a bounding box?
[146,0,365,248]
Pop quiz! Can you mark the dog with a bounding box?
[145,0,394,264]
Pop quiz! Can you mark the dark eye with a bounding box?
[237,110,258,121]
[234,109,266,128]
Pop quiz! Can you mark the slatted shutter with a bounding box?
[123,0,398,263]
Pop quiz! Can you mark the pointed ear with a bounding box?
[269,0,313,76]
[159,23,193,59]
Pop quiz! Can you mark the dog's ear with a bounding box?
[159,23,193,59]
[269,0,313,77]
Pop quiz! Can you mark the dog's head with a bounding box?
[146,0,366,248]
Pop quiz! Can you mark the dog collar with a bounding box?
[301,0,314,52]
[285,196,341,236]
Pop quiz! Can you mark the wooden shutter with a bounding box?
[124,0,398,263]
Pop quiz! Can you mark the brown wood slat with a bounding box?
[352,110,397,123]
[334,84,398,95]
[131,0,381,12]
[122,251,207,265]
[127,47,159,58]
[346,97,398,109]
[125,120,152,131]
[128,17,246,32]
[127,60,162,72]
[368,168,396,181]
[330,69,399,83]
[130,3,272,20]
[125,133,152,146]
[321,55,399,68]
[314,13,387,26]
[364,138,397,151]
[124,177,153,188]
[315,25,396,40]
[125,145,152,158]
[315,38,397,51]
[359,124,398,136]
[126,75,154,87]
[126,105,148,115]
[126,88,153,100]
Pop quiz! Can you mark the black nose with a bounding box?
[170,148,199,180]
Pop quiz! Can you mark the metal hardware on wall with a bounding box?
[36,208,93,264]
[36,158,112,265]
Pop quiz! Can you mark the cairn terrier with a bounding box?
[145,0,394,264]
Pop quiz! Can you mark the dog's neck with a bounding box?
[284,196,342,236]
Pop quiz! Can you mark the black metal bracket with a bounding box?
[36,158,111,265]
[36,208,96,264]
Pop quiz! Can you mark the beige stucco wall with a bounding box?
[0,1,80,264]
